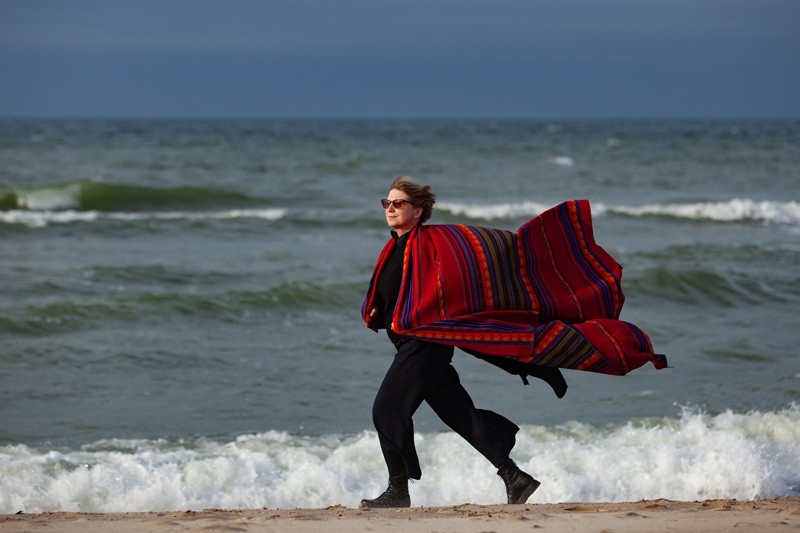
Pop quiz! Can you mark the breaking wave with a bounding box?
[0,180,258,212]
[0,208,287,228]
[437,201,553,220]
[0,179,285,227]
[1,406,797,512]
[438,199,800,225]
[604,199,800,225]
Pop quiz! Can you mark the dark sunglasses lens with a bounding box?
[381,199,411,209]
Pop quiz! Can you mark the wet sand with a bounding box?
[3,498,799,532]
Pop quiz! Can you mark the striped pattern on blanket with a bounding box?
[362,200,667,376]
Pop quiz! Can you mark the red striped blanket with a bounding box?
[362,200,667,376]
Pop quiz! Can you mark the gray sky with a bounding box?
[1,0,798,119]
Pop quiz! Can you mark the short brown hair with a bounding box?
[389,176,436,223]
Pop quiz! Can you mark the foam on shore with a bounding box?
[1,405,797,513]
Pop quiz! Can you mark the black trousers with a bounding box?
[372,337,519,480]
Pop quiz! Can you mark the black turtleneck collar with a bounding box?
[391,227,414,242]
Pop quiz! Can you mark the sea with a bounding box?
[1,119,798,513]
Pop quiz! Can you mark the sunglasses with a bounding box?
[381,199,414,209]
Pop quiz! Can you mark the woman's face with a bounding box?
[384,188,422,236]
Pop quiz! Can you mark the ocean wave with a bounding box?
[1,280,363,334]
[0,208,287,228]
[625,267,795,306]
[133,280,361,316]
[437,199,800,225]
[0,180,259,212]
[1,405,797,512]
[623,243,800,305]
[604,199,800,225]
[0,180,287,228]
[0,300,136,335]
[551,155,575,167]
[437,201,553,220]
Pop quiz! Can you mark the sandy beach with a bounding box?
[3,498,798,532]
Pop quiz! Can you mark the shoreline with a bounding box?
[3,498,798,532]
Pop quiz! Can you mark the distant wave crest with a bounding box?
[604,199,800,225]
[0,180,285,228]
[5,184,797,228]
[437,201,553,220]
[0,208,287,228]
[438,199,800,225]
[1,180,259,212]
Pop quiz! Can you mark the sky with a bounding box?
[1,0,798,120]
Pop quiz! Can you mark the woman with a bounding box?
[359,176,540,508]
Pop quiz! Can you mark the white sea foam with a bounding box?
[438,201,552,220]
[0,209,288,228]
[0,210,100,228]
[606,199,800,225]
[437,199,800,224]
[1,406,797,513]
[551,156,575,167]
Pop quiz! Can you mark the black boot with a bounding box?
[497,459,540,504]
[359,474,411,508]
